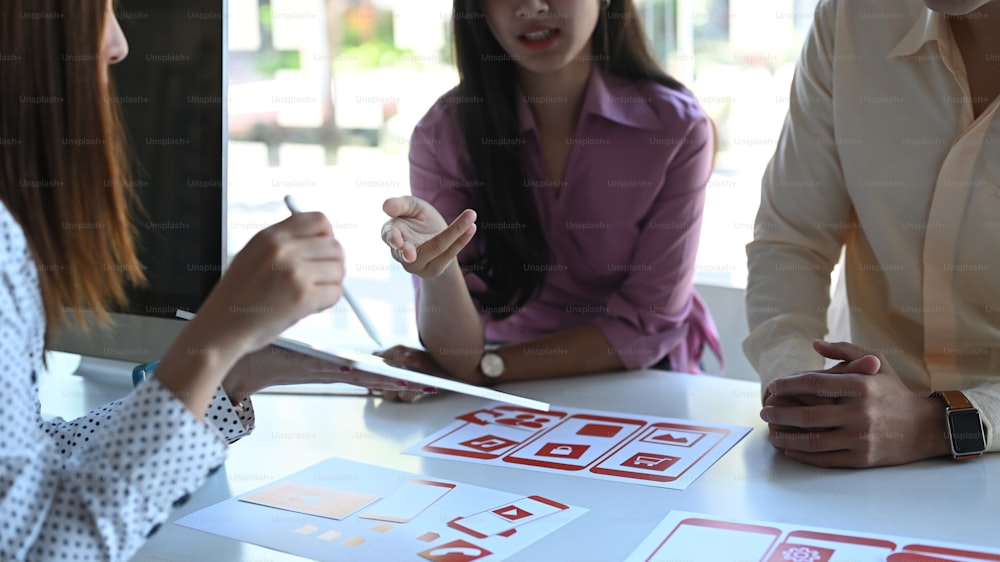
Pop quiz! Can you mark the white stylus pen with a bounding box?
[283,195,384,347]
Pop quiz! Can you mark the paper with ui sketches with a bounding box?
[408,402,750,490]
[176,457,586,561]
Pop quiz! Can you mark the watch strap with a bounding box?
[932,390,974,410]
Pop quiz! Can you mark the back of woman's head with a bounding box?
[0,0,144,345]
[449,0,682,316]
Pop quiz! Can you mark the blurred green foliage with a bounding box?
[336,5,415,68]
[254,3,301,76]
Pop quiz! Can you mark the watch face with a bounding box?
[948,409,986,455]
[481,353,504,378]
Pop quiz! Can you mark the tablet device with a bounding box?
[175,310,550,411]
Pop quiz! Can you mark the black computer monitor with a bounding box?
[51,0,227,377]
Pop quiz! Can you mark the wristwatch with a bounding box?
[479,350,506,382]
[931,390,986,460]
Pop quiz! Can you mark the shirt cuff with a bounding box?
[205,387,255,444]
[960,387,1000,453]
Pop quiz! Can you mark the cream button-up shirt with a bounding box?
[744,0,1000,450]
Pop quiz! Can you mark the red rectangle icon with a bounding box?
[502,414,646,471]
[577,423,623,438]
[897,544,1000,561]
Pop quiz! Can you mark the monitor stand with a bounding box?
[39,352,135,418]
[61,353,136,390]
[50,350,369,397]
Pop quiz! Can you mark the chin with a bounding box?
[922,0,994,15]
[519,61,570,75]
[519,49,591,76]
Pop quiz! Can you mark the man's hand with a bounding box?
[761,340,950,467]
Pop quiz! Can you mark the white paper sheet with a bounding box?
[176,457,586,561]
[626,511,1000,562]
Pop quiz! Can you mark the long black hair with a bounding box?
[452,0,684,318]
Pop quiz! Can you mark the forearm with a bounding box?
[154,319,247,417]
[744,241,836,385]
[418,261,486,379]
[491,324,625,383]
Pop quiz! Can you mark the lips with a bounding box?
[517,26,561,50]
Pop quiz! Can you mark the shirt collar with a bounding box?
[888,6,952,60]
[517,65,662,134]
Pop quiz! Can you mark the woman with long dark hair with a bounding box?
[381,0,720,389]
[0,1,409,558]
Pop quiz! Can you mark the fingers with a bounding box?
[813,339,881,376]
[849,354,881,375]
[276,211,334,238]
[380,222,417,264]
[272,245,344,306]
[824,355,880,376]
[812,339,862,360]
[413,221,477,274]
[291,235,345,263]
[341,373,412,392]
[372,345,409,362]
[767,427,854,455]
[781,448,860,468]
[379,389,436,403]
[382,195,424,219]
[380,221,404,251]
[764,392,837,407]
[392,390,429,403]
[405,211,475,265]
[381,198,477,270]
[767,371,865,401]
[761,403,844,429]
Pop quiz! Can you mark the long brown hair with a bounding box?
[0,0,145,346]
[452,0,684,317]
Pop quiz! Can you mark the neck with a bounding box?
[950,2,1000,53]
[517,55,594,134]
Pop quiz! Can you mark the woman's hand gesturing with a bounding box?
[381,196,476,278]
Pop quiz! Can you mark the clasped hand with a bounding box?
[761,340,948,468]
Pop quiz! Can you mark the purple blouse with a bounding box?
[409,66,720,373]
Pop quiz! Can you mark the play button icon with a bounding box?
[493,505,533,521]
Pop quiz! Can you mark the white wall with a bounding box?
[695,283,759,383]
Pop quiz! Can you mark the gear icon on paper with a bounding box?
[781,546,822,562]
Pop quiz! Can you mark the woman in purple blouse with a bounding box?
[380,0,720,390]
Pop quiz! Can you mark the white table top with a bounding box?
[38,366,1000,561]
